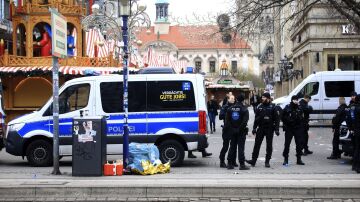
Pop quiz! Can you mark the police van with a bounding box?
[5,74,209,166]
[273,70,360,120]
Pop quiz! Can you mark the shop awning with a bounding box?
[0,66,139,75]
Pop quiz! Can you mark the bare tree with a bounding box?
[228,0,360,40]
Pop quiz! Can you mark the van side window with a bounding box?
[325,81,354,97]
[100,82,146,113]
[43,84,90,116]
[147,81,195,111]
[298,82,319,98]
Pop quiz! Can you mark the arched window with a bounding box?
[14,77,52,107]
[33,22,52,57]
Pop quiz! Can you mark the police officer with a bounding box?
[352,95,360,173]
[246,92,280,168]
[226,94,250,170]
[299,95,313,155]
[219,95,236,168]
[346,92,357,170]
[282,95,305,165]
[328,97,347,159]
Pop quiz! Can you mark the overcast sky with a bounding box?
[143,0,233,25]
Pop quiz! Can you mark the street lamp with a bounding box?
[82,0,151,169]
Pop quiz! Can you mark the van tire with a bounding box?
[158,140,184,167]
[26,139,53,167]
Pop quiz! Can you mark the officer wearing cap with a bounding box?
[225,94,250,170]
[282,95,306,166]
[246,92,280,168]
[299,94,313,155]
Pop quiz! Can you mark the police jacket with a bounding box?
[253,102,280,131]
[282,102,304,130]
[349,103,360,133]
[346,102,356,131]
[207,100,219,115]
[224,102,249,130]
[219,103,233,122]
[332,104,347,129]
[299,99,313,122]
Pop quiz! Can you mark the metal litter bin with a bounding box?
[72,116,106,176]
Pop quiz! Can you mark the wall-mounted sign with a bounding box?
[342,24,358,35]
[218,79,233,84]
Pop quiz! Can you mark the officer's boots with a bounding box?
[265,159,271,168]
[227,161,234,169]
[283,157,288,166]
[220,161,227,168]
[239,163,250,170]
[296,156,305,165]
[245,159,256,167]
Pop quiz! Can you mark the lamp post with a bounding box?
[82,0,151,169]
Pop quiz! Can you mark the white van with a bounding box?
[5,74,209,166]
[273,70,360,120]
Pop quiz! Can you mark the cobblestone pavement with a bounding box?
[1,198,360,202]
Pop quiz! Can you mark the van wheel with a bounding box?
[158,140,184,167]
[26,139,53,167]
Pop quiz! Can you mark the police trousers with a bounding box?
[332,128,341,156]
[283,127,304,158]
[227,127,246,164]
[353,131,360,171]
[303,122,310,151]
[251,127,274,161]
[219,127,232,162]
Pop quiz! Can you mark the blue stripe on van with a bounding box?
[17,111,199,137]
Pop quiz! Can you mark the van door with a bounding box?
[97,81,147,154]
[45,82,93,155]
[322,77,355,119]
[297,80,322,120]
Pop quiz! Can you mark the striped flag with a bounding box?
[86,29,113,58]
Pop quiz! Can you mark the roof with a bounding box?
[137,25,251,50]
[0,66,139,75]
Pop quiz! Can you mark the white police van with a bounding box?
[273,70,360,120]
[5,74,209,166]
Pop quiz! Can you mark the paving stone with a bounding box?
[293,199,303,202]
[127,198,138,202]
[332,199,342,202]
[262,199,272,202]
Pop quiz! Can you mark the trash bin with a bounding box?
[72,116,106,176]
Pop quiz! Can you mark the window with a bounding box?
[327,55,336,71]
[209,61,215,73]
[325,81,354,97]
[297,82,319,98]
[231,61,237,73]
[338,55,360,71]
[100,82,146,113]
[147,81,195,111]
[43,84,90,116]
[195,61,201,73]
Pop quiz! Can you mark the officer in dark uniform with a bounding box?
[328,97,347,159]
[226,94,250,170]
[219,95,236,168]
[299,95,313,155]
[246,92,280,168]
[346,92,357,170]
[282,95,305,166]
[352,95,360,173]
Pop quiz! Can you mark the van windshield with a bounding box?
[297,82,319,98]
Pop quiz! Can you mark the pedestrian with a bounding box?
[207,95,220,134]
[246,92,280,168]
[328,97,347,159]
[250,92,260,114]
[299,95,313,155]
[347,91,357,170]
[225,94,250,170]
[282,95,306,166]
[218,94,236,168]
[352,95,360,173]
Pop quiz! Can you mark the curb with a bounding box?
[1,185,360,199]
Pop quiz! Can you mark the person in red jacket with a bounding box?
[33,25,52,56]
